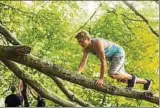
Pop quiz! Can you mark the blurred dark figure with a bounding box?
[5,85,21,107]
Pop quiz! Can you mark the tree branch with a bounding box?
[0,49,158,105]
[0,45,31,58]
[0,2,51,21]
[75,3,102,33]
[123,1,159,37]
[0,23,91,107]
[0,23,22,45]
[106,9,135,36]
[121,14,143,22]
[2,60,77,107]
[52,77,94,107]
[122,19,135,36]
[0,19,159,105]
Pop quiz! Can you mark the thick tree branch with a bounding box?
[0,23,91,107]
[2,60,77,107]
[0,45,31,58]
[123,1,159,37]
[0,50,158,105]
[0,20,159,105]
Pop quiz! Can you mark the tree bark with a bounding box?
[2,60,77,107]
[0,45,31,58]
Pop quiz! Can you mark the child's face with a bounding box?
[77,39,90,48]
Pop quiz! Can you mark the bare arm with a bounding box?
[18,80,23,96]
[95,40,106,87]
[95,40,106,80]
[78,49,89,73]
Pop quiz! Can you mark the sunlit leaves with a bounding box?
[0,1,158,107]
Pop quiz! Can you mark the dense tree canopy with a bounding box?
[0,1,159,107]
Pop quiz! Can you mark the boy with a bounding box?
[75,30,151,90]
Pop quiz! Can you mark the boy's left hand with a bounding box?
[95,79,104,87]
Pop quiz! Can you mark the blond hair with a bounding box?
[75,30,91,40]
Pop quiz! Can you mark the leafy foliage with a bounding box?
[0,1,158,107]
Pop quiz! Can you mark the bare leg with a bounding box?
[110,73,132,81]
[136,78,147,84]
[110,73,147,84]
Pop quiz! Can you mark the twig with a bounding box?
[75,3,102,33]
[123,1,159,37]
